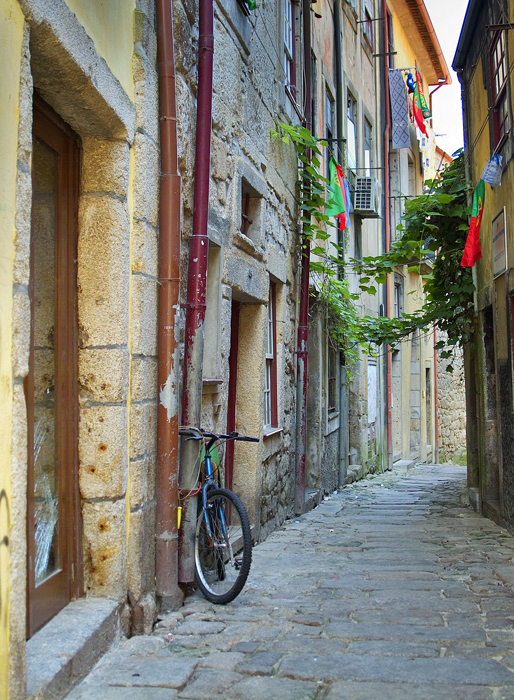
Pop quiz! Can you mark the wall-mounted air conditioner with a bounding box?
[353,176,381,218]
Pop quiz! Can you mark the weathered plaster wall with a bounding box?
[63,0,136,99]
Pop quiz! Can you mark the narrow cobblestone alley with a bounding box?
[66,464,514,699]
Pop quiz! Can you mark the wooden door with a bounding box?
[26,97,81,637]
[225,301,241,492]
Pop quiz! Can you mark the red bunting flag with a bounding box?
[412,92,428,137]
[461,179,485,267]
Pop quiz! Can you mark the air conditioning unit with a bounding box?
[353,176,381,218]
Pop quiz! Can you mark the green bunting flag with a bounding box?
[246,0,257,9]
[461,179,485,267]
[327,157,347,231]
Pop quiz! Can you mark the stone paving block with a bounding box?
[324,680,498,700]
[278,653,514,684]
[231,642,261,654]
[235,651,283,676]
[351,608,445,626]
[86,656,198,688]
[324,622,486,644]
[345,640,440,657]
[198,652,246,670]
[225,676,319,700]
[176,620,226,636]
[176,670,241,698]
[67,686,178,700]
[271,638,348,655]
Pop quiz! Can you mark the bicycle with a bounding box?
[179,427,259,604]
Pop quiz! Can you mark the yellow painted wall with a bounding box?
[392,13,431,96]
[0,1,24,696]
[64,0,135,99]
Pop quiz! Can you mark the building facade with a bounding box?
[454,0,514,526]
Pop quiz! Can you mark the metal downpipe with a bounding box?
[382,0,393,471]
[294,0,312,515]
[156,0,182,609]
[178,0,214,582]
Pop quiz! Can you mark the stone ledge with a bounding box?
[26,598,120,700]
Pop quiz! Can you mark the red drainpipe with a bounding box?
[383,0,393,471]
[155,0,182,608]
[179,0,214,582]
[294,0,312,515]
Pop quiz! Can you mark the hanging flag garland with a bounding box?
[415,71,431,119]
[461,179,485,267]
[327,157,347,231]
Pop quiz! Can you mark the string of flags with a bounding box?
[460,154,503,267]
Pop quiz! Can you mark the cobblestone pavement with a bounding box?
[66,464,514,699]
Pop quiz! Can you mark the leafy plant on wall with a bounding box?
[271,121,362,371]
[271,123,473,373]
[354,151,474,371]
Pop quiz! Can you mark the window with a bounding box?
[347,92,357,173]
[284,0,296,99]
[394,283,401,318]
[363,0,373,49]
[394,274,403,318]
[264,283,278,431]
[327,343,338,414]
[239,176,263,245]
[364,118,372,176]
[490,29,509,148]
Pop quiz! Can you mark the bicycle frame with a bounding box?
[201,440,229,549]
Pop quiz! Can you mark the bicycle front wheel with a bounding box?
[195,488,252,604]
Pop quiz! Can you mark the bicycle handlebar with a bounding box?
[179,427,259,443]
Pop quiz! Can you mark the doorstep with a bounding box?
[304,488,322,512]
[26,597,120,700]
[393,458,417,472]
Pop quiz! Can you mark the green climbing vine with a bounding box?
[354,151,474,370]
[271,123,474,373]
[270,121,362,370]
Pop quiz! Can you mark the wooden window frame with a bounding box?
[363,0,374,50]
[327,342,338,415]
[26,95,81,638]
[284,0,296,101]
[264,283,278,433]
[490,29,510,149]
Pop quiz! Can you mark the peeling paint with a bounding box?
[159,373,178,421]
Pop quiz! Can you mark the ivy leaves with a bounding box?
[270,126,474,374]
[354,151,475,370]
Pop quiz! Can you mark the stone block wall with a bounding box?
[173,0,300,538]
[437,335,467,463]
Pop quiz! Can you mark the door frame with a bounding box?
[26,95,82,637]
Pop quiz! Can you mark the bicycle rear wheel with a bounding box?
[195,488,252,604]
